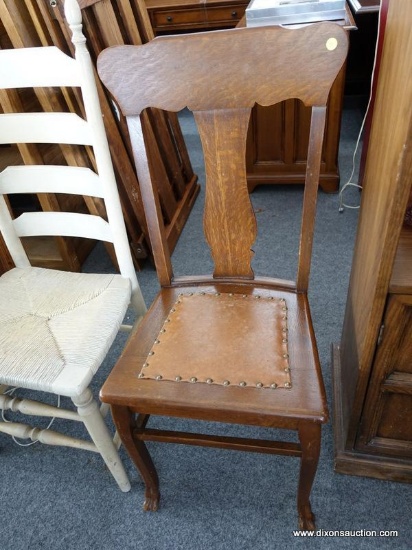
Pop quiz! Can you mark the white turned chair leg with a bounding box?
[72,389,131,492]
[100,402,110,417]
[100,402,122,448]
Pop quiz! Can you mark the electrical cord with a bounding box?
[1,387,60,447]
[338,2,383,213]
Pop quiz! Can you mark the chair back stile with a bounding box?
[126,115,174,287]
[66,0,145,311]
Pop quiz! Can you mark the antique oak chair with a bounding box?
[97,22,348,527]
[0,0,146,491]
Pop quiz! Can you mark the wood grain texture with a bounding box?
[78,0,104,9]
[98,22,347,285]
[338,0,412,448]
[97,23,348,114]
[390,225,412,294]
[0,232,14,274]
[98,22,348,528]
[355,295,412,456]
[101,284,328,423]
[196,108,256,278]
[127,116,173,286]
[146,0,248,34]
[297,106,327,291]
[145,0,348,192]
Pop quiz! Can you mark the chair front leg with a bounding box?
[72,388,131,492]
[111,404,160,511]
[297,421,321,531]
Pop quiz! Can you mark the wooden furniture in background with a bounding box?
[347,0,380,13]
[0,0,199,271]
[245,68,347,193]
[345,0,381,95]
[0,234,13,275]
[97,22,348,529]
[146,0,248,34]
[245,7,355,193]
[0,146,21,275]
[147,0,355,193]
[333,0,412,482]
[356,0,389,186]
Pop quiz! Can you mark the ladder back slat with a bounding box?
[0,47,81,89]
[13,212,113,242]
[0,165,104,198]
[0,113,93,146]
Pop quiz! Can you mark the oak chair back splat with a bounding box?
[97,23,348,529]
[98,24,347,290]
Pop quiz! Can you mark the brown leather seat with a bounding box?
[97,22,348,530]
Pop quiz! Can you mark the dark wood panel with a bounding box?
[355,295,412,458]
[333,344,412,483]
[246,66,346,193]
[334,0,412,483]
[348,0,380,13]
[390,225,412,294]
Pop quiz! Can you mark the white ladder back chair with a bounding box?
[0,0,146,492]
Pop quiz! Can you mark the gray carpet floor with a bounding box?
[1,100,411,549]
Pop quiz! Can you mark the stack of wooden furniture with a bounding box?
[0,0,199,274]
[333,0,412,483]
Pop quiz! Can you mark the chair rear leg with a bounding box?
[72,389,131,492]
[297,421,321,531]
[111,405,160,511]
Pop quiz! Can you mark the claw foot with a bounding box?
[143,491,160,511]
[298,505,316,531]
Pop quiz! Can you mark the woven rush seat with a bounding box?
[0,267,131,397]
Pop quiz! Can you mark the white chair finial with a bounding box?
[64,0,82,25]
[64,0,86,45]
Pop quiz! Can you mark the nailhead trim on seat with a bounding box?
[137,291,292,389]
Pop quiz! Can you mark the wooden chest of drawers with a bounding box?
[146,0,248,33]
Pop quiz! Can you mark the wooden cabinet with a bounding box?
[245,70,346,192]
[333,0,412,483]
[146,0,354,193]
[246,6,354,192]
[343,1,380,95]
[146,0,248,33]
[357,297,412,458]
